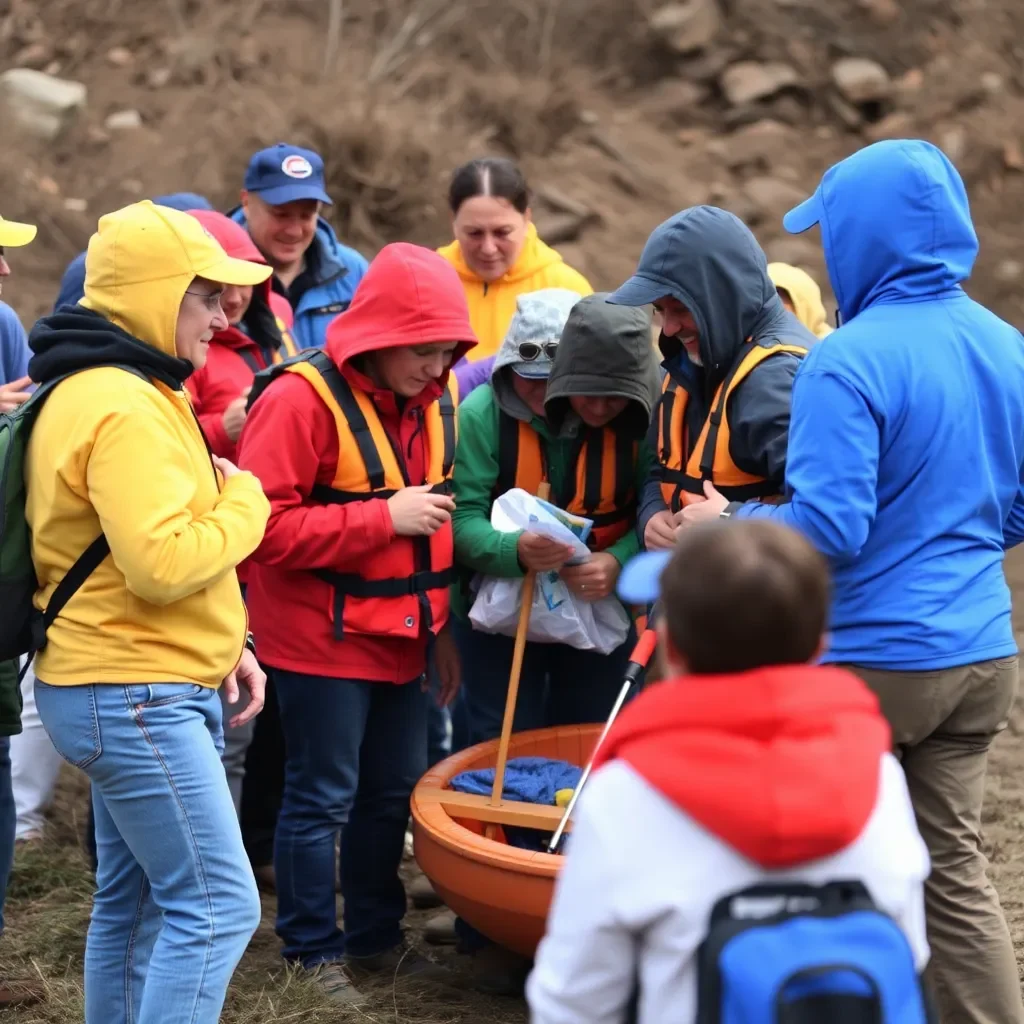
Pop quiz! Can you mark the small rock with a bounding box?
[677,48,730,83]
[742,176,808,214]
[43,60,62,76]
[995,260,1023,283]
[858,0,899,24]
[636,79,707,123]
[64,197,87,213]
[535,213,591,246]
[832,57,891,105]
[865,111,914,141]
[87,125,111,145]
[898,68,925,92]
[720,61,801,106]
[814,125,835,140]
[13,42,52,69]
[579,109,600,126]
[981,72,1004,95]
[0,68,86,141]
[1003,141,1024,172]
[106,46,134,67]
[105,108,143,131]
[146,67,173,89]
[649,0,721,54]
[825,90,863,130]
[939,125,967,165]
[37,176,60,196]
[122,179,144,195]
[677,127,705,146]
[722,119,796,169]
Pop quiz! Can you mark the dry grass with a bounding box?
[0,768,527,1024]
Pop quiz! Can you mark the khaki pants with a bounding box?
[845,657,1023,1024]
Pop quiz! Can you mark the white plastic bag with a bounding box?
[468,489,631,654]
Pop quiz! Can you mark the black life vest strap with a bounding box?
[495,410,521,498]
[659,384,676,465]
[613,430,635,511]
[310,480,452,505]
[581,430,604,514]
[698,344,754,480]
[315,566,455,641]
[670,471,781,502]
[439,385,456,479]
[237,348,262,375]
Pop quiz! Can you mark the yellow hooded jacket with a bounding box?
[768,262,834,339]
[438,223,592,361]
[26,201,272,687]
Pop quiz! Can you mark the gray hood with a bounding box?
[491,287,583,422]
[607,205,789,388]
[544,293,661,438]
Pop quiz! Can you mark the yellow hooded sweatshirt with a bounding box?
[768,262,834,339]
[437,223,592,361]
[25,201,272,687]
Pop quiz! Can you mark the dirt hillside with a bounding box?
[0,0,1021,328]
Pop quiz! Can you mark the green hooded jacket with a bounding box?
[451,293,659,619]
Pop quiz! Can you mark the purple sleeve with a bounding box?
[454,355,495,398]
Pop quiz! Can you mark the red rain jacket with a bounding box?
[238,243,476,682]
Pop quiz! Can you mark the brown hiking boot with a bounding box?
[407,875,443,910]
[0,980,44,1009]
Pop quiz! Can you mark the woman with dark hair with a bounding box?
[439,157,591,380]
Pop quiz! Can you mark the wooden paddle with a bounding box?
[485,481,552,833]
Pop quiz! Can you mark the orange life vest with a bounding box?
[249,350,457,642]
[495,412,638,551]
[658,341,807,512]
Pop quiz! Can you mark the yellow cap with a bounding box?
[0,215,37,247]
[86,200,272,291]
[81,200,272,357]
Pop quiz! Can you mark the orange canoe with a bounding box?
[411,723,602,958]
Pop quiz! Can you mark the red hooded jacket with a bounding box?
[237,243,476,682]
[594,664,892,867]
[184,209,297,463]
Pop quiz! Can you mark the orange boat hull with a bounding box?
[410,723,601,958]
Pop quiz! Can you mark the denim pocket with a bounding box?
[126,683,204,709]
[34,683,102,769]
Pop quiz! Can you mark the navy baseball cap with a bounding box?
[243,143,333,207]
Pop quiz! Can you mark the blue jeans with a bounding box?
[274,672,428,966]
[452,615,639,747]
[35,682,261,1024]
[0,736,14,936]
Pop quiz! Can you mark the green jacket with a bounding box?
[0,658,23,737]
[451,383,655,619]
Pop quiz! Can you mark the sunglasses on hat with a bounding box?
[518,341,558,362]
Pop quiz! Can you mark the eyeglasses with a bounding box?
[518,341,558,362]
[185,288,225,313]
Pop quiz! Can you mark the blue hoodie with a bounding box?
[52,193,214,311]
[737,140,1024,670]
[228,210,368,351]
[0,302,29,385]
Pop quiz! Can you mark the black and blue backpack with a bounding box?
[695,880,935,1023]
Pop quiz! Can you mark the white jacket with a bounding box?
[527,754,930,1024]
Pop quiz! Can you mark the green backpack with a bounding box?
[0,365,148,674]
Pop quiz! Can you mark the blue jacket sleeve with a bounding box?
[0,303,29,385]
[734,370,880,562]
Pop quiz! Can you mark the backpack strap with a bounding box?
[439,382,456,479]
[25,364,152,662]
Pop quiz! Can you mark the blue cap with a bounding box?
[782,187,823,235]
[616,550,673,604]
[243,143,333,207]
